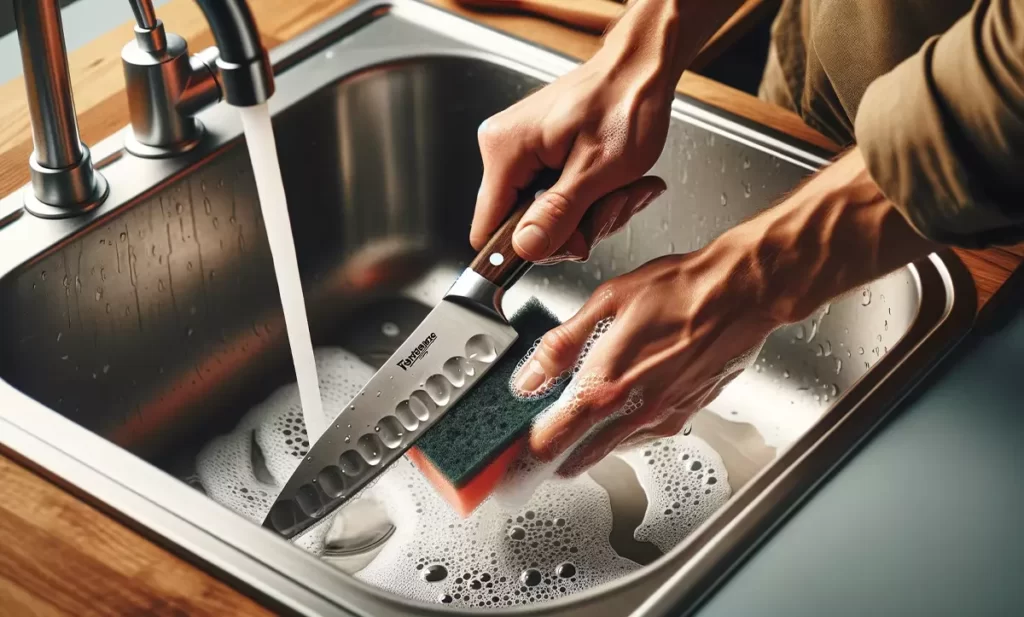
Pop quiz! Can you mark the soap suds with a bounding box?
[195,348,374,551]
[497,316,642,508]
[355,457,638,607]
[619,435,730,553]
[194,335,731,607]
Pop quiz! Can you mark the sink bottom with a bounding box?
[0,1,976,616]
[173,268,766,609]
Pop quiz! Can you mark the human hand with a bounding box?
[470,52,674,264]
[511,148,939,477]
[511,250,776,477]
[469,0,717,264]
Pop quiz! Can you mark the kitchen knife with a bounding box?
[263,172,557,539]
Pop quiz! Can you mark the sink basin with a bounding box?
[0,1,975,615]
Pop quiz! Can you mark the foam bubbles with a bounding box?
[619,434,731,553]
[498,317,642,507]
[508,317,615,400]
[193,419,276,522]
[195,347,374,532]
[194,330,733,609]
[354,457,639,608]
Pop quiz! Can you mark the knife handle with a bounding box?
[469,170,559,290]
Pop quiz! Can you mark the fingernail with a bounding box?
[514,359,547,394]
[513,224,550,257]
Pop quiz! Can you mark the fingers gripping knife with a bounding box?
[264,173,557,539]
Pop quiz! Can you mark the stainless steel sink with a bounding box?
[0,1,976,615]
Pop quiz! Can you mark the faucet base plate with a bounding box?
[123,119,206,159]
[23,171,109,219]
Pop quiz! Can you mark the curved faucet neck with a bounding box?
[193,0,275,107]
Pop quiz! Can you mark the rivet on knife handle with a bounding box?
[469,169,560,290]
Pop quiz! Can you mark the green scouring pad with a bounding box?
[406,297,568,516]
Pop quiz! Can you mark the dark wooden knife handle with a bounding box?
[469,170,559,290]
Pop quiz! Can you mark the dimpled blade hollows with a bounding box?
[263,297,518,539]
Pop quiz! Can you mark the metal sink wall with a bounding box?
[0,2,975,616]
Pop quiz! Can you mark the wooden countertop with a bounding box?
[0,1,1021,614]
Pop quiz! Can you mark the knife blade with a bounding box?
[263,173,556,539]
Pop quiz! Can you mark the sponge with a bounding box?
[406,297,567,517]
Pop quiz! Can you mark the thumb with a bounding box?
[470,117,545,251]
[511,151,623,261]
[511,290,616,398]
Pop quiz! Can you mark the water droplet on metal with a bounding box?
[465,334,498,363]
[376,416,404,448]
[425,375,452,406]
[442,356,471,387]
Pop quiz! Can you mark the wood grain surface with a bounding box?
[0,0,1021,614]
[448,0,777,71]
[453,0,625,34]
[0,454,275,617]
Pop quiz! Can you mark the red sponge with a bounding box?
[407,437,526,517]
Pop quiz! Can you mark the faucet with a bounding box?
[13,0,275,218]
[121,0,275,157]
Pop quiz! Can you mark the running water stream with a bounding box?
[238,103,327,440]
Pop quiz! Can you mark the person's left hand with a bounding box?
[510,146,942,477]
[510,249,780,477]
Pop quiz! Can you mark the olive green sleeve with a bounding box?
[854,0,1024,249]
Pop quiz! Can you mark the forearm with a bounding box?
[704,148,940,325]
[599,0,747,94]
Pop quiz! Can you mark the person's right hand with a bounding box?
[469,0,749,263]
[469,11,683,263]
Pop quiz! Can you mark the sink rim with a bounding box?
[0,1,978,616]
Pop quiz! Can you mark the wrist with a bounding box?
[596,0,685,96]
[600,0,745,85]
